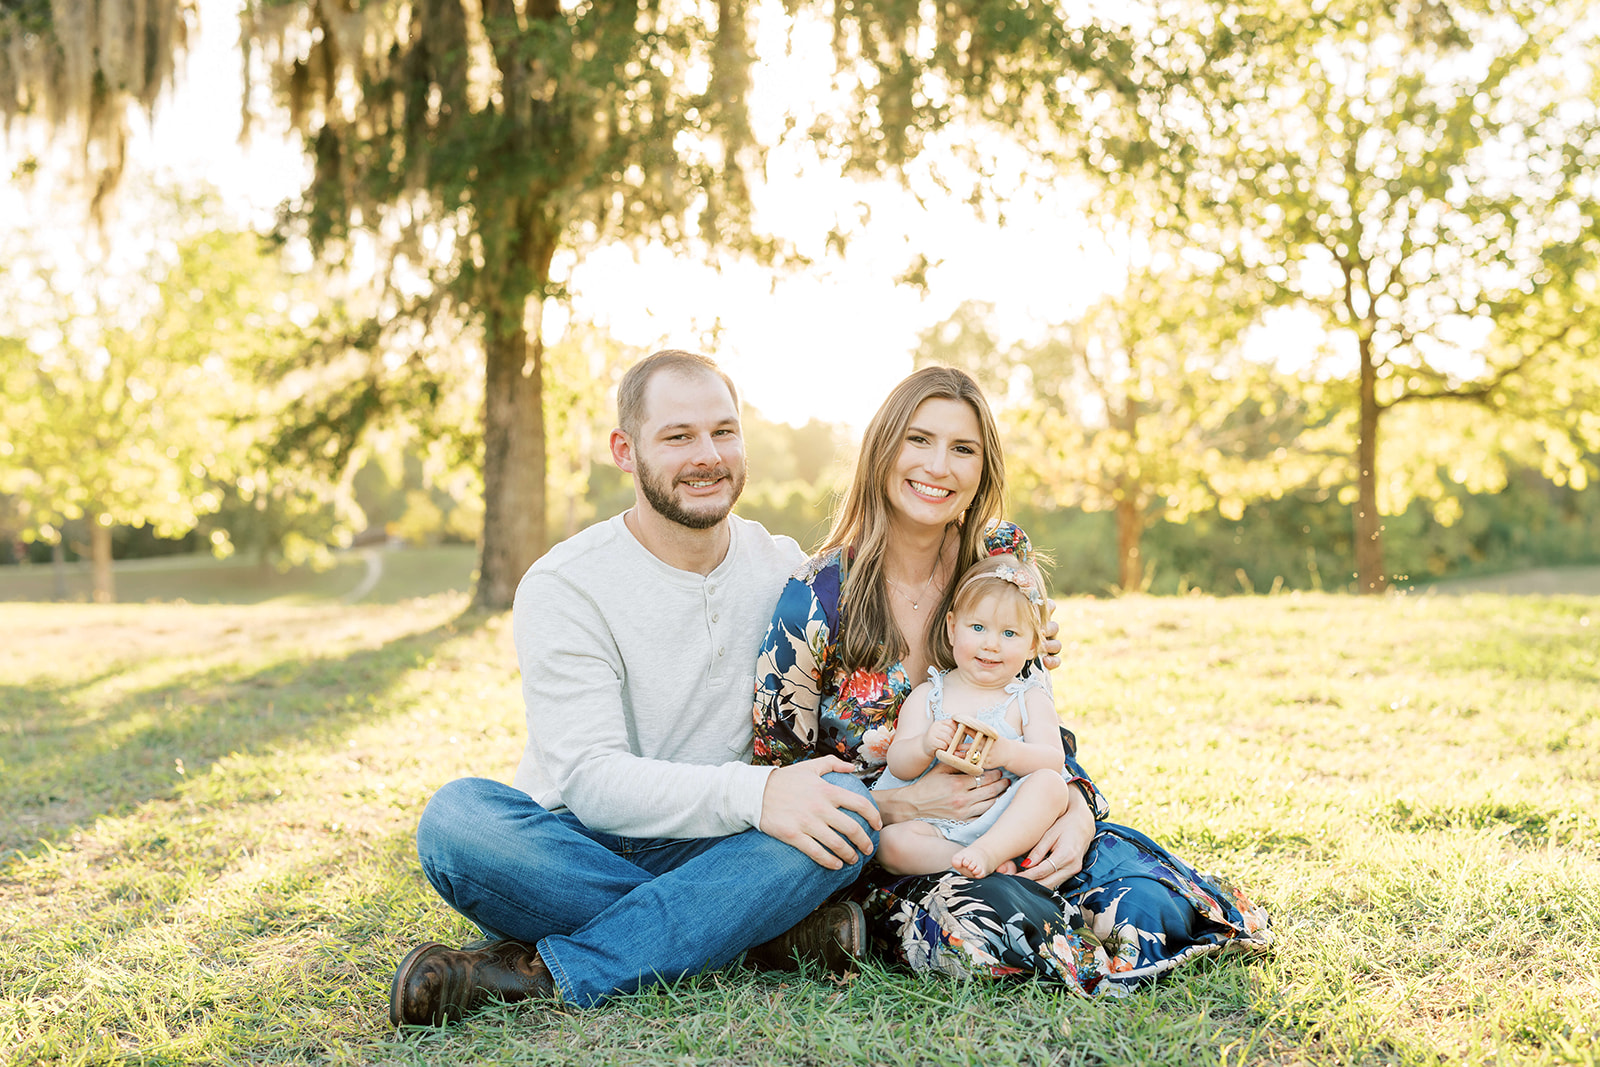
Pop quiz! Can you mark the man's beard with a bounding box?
[636,455,746,530]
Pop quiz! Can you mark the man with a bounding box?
[391,350,882,1026]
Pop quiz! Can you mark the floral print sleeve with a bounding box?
[752,551,912,772]
[751,554,841,767]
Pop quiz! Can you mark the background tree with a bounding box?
[238,0,1136,608]
[1034,272,1317,593]
[916,265,1314,592]
[1111,0,1600,591]
[542,323,638,543]
[0,214,302,601]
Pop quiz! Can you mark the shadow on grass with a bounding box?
[0,608,494,860]
[1379,796,1597,848]
[106,824,1282,1061]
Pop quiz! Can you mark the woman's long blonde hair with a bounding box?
[818,366,1007,674]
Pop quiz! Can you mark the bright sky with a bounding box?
[20,0,1126,430]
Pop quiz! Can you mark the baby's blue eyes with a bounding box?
[966,623,1022,639]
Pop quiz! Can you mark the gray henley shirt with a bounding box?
[510,512,805,838]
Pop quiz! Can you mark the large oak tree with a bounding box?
[1108,0,1600,592]
[236,0,1135,608]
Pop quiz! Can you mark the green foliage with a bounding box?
[1098,0,1600,591]
[543,325,641,543]
[0,210,309,580]
[1023,456,1600,597]
[916,280,1315,591]
[353,451,481,549]
[733,408,851,551]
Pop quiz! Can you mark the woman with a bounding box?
[752,366,1271,995]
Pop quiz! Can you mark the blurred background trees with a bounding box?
[1,0,1597,602]
[0,0,193,221]
[914,259,1319,593]
[0,196,309,601]
[224,0,1138,608]
[1099,0,1600,591]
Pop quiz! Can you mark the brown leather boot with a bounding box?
[743,902,866,973]
[389,938,557,1027]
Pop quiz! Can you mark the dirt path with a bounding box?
[1422,564,1600,596]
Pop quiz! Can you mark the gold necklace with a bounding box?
[888,574,936,610]
[886,531,948,611]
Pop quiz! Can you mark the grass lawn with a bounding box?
[0,546,479,606]
[1,591,1596,1065]
[1423,566,1600,597]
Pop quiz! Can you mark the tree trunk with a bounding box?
[1116,494,1144,593]
[51,539,68,601]
[473,244,555,612]
[567,427,591,540]
[1354,338,1387,594]
[90,517,115,604]
[1112,391,1144,593]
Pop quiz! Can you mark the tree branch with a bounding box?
[1381,319,1581,410]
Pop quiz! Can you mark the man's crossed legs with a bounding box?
[393,773,879,1023]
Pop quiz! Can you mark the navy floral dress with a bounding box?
[752,521,1273,996]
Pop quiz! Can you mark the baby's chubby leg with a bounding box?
[877,821,961,875]
[950,771,1072,879]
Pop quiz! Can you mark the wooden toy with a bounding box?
[933,714,999,775]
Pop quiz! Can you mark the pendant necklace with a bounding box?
[887,530,947,611]
[888,574,935,610]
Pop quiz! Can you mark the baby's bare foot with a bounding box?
[951,844,998,878]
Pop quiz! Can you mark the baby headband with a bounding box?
[959,563,1045,607]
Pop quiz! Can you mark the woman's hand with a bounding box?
[997,791,1094,890]
[1039,597,1063,670]
[873,765,1009,825]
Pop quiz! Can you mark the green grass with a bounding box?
[1422,566,1600,597]
[0,545,478,605]
[1,591,1597,1065]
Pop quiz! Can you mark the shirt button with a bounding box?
[712,613,719,622]
[708,585,716,594]
[718,647,725,656]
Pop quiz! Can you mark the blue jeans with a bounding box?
[416,775,878,1007]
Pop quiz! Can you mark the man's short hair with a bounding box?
[616,350,739,437]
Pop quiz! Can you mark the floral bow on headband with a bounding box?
[964,564,1045,606]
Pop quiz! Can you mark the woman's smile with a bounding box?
[906,479,953,500]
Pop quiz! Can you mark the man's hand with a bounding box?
[759,757,882,870]
[1040,597,1063,670]
[874,765,1009,825]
